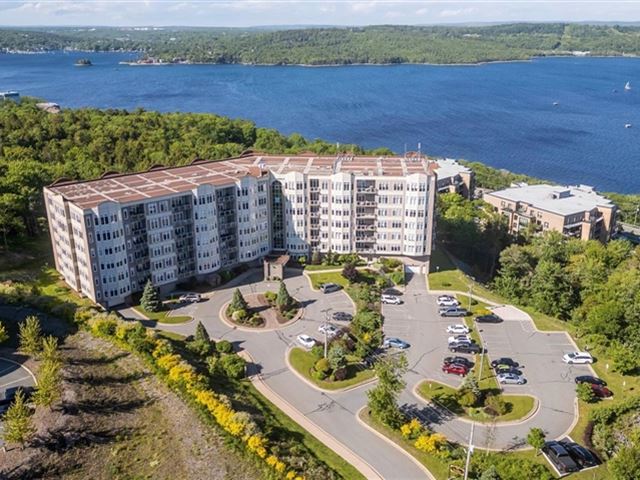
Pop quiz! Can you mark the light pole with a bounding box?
[321,308,332,358]
[468,276,475,312]
[463,422,475,480]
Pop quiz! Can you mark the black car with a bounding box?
[332,311,353,322]
[575,375,606,387]
[490,357,519,368]
[443,356,474,368]
[542,441,580,474]
[475,314,502,323]
[560,441,599,469]
[494,365,522,376]
[449,343,481,354]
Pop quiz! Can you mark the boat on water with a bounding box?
[74,58,92,66]
[553,101,559,106]
[625,81,632,91]
[625,123,632,128]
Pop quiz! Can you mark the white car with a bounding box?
[446,324,470,334]
[437,294,455,302]
[448,334,472,344]
[438,297,460,307]
[296,334,317,349]
[179,293,201,303]
[381,294,402,305]
[318,324,340,338]
[563,351,594,364]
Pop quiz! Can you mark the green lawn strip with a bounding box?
[307,271,350,289]
[157,330,186,342]
[359,409,449,480]
[304,265,344,272]
[133,305,192,324]
[416,381,535,424]
[36,267,95,309]
[289,347,375,390]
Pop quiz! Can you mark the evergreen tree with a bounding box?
[229,289,248,313]
[2,389,35,449]
[342,262,359,283]
[195,321,210,342]
[140,279,161,312]
[33,359,62,408]
[311,250,321,265]
[0,320,8,344]
[276,281,294,313]
[41,335,61,364]
[18,315,42,357]
[328,344,347,371]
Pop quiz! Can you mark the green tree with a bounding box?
[194,321,210,342]
[2,389,35,449]
[229,289,248,314]
[527,427,546,454]
[220,354,246,379]
[608,445,640,480]
[33,359,62,408]
[366,353,408,428]
[0,320,8,344]
[311,250,321,265]
[341,262,359,283]
[41,335,61,364]
[608,341,640,375]
[327,344,347,371]
[140,280,161,312]
[480,465,500,480]
[276,281,294,313]
[18,315,42,356]
[529,259,575,318]
[576,382,596,403]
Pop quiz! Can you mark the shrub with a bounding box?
[484,394,508,416]
[389,271,405,285]
[333,366,348,381]
[310,345,324,360]
[216,340,233,354]
[220,354,246,379]
[311,250,321,265]
[576,382,596,403]
[342,262,359,283]
[187,338,214,358]
[315,357,330,374]
[264,291,277,304]
[400,418,424,439]
[206,355,221,375]
[457,389,479,408]
[232,308,248,322]
[328,344,347,370]
[414,433,447,454]
[90,316,117,337]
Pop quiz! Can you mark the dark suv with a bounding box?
[449,343,481,354]
[475,314,502,323]
[542,441,579,474]
[560,441,599,469]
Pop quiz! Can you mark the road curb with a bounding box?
[284,347,378,394]
[355,406,435,480]
[239,351,384,480]
[0,355,38,387]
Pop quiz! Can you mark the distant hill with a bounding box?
[1,23,639,64]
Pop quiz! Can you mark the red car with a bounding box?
[591,384,613,398]
[442,363,469,376]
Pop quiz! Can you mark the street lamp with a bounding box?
[320,307,332,358]
[468,276,475,312]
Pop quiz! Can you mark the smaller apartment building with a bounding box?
[433,158,475,199]
[483,183,617,242]
[44,153,437,307]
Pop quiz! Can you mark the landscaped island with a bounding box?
[1,24,640,65]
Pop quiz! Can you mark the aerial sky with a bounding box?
[1,1,639,27]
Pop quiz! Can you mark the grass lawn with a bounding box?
[358,409,449,480]
[416,380,535,424]
[304,264,344,272]
[289,347,376,391]
[307,271,350,289]
[133,305,192,324]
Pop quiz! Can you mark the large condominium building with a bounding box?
[483,183,617,242]
[44,152,437,307]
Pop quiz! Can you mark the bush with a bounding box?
[232,308,248,322]
[264,291,277,304]
[216,340,233,354]
[315,357,330,375]
[342,263,359,283]
[333,366,348,381]
[310,345,324,360]
[220,354,246,379]
[206,355,221,375]
[187,338,214,358]
[576,382,596,403]
[457,389,479,408]
[484,394,508,416]
[388,271,405,285]
[90,316,117,337]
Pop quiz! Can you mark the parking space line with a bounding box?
[0,375,32,390]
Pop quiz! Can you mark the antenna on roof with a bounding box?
[418,142,422,158]
[336,142,340,152]
[404,143,407,158]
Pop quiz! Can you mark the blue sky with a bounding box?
[1,1,639,27]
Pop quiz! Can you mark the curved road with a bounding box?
[119,268,587,478]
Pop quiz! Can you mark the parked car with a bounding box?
[179,293,201,303]
[0,386,35,406]
[443,356,474,368]
[494,365,522,376]
[448,334,473,344]
[332,311,353,322]
[560,441,600,468]
[449,342,481,354]
[591,384,613,398]
[320,283,342,294]
[563,351,594,364]
[542,441,580,474]
[381,294,402,305]
[442,363,469,376]
[491,357,519,368]
[446,324,470,334]
[575,375,606,386]
[317,324,340,338]
[383,337,410,349]
[296,334,317,349]
[475,314,502,324]
[437,297,460,307]
[439,307,468,317]
[497,373,526,385]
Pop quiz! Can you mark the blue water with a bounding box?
[1,51,639,193]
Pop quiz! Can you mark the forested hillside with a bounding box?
[1,23,640,64]
[0,98,380,247]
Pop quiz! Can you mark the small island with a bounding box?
[74,58,92,67]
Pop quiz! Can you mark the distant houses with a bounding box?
[0,91,20,103]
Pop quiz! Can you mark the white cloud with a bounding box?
[439,7,476,18]
[415,7,428,16]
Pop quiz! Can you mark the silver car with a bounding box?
[497,373,526,385]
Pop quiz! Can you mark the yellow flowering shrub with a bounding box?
[156,353,181,371]
[286,472,296,480]
[168,362,198,386]
[266,455,278,467]
[275,461,286,473]
[414,432,448,454]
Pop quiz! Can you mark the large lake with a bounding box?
[1,52,639,193]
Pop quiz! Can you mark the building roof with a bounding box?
[434,158,471,181]
[486,183,615,216]
[47,153,436,210]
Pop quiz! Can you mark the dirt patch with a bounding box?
[0,332,260,480]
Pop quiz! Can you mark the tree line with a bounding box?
[1,23,640,64]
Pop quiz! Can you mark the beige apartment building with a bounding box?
[483,183,617,242]
[44,152,437,307]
